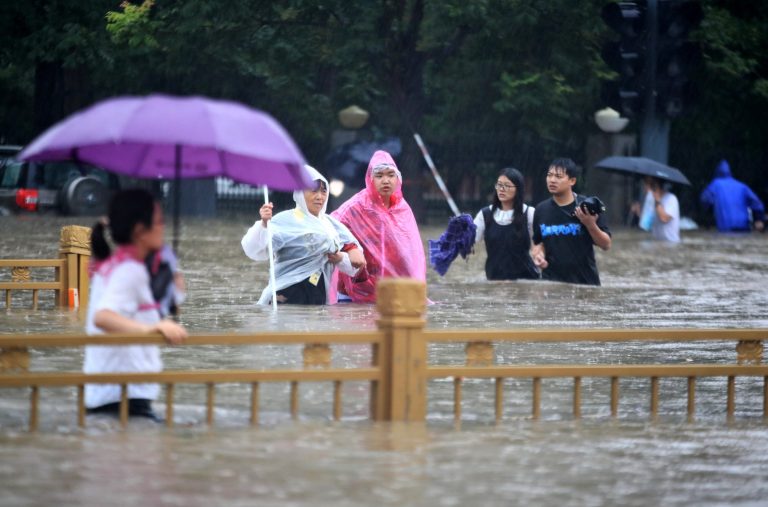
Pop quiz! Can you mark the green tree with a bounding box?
[0,0,115,139]
[2,0,765,222]
[422,0,608,202]
[671,0,768,217]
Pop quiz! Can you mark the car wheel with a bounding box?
[61,176,108,216]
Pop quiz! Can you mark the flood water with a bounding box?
[2,213,768,506]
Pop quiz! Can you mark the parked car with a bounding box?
[0,147,119,216]
[0,144,23,159]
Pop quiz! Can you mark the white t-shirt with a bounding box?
[473,205,535,244]
[651,192,680,243]
[83,256,162,408]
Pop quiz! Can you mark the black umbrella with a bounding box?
[594,156,692,186]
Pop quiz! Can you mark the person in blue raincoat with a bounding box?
[700,160,765,232]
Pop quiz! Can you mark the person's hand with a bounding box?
[651,187,663,203]
[154,319,187,345]
[173,272,186,293]
[346,248,366,268]
[327,251,344,264]
[574,205,599,228]
[260,202,273,226]
[531,244,548,269]
[755,220,764,232]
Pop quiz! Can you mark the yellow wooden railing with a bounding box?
[1,278,767,431]
[425,329,767,423]
[0,225,91,309]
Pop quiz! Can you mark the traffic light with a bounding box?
[600,1,647,117]
[655,0,703,117]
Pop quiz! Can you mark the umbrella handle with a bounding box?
[263,186,278,311]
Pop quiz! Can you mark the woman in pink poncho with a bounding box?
[331,150,426,303]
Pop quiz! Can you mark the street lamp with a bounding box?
[594,107,629,133]
[338,105,369,129]
[588,107,634,227]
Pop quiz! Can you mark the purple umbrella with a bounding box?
[19,94,311,189]
[20,94,313,309]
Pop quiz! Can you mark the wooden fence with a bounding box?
[0,225,91,309]
[1,278,767,431]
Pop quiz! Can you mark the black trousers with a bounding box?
[276,274,326,305]
[86,398,160,420]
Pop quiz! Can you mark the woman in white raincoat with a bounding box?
[241,166,365,305]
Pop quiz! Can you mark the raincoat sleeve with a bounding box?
[700,185,715,208]
[341,265,377,303]
[327,215,361,250]
[745,188,765,220]
[328,216,361,277]
[241,221,270,261]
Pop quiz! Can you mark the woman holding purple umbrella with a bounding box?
[241,166,365,305]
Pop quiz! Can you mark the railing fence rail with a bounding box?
[2,278,767,431]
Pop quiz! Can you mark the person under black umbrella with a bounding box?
[641,176,680,243]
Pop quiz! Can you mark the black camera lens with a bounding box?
[580,196,605,215]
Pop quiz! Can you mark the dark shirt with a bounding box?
[532,196,610,286]
[481,206,539,281]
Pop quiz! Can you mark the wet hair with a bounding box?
[491,167,527,230]
[310,179,328,192]
[371,162,402,181]
[547,158,581,180]
[372,162,397,174]
[647,176,672,193]
[91,189,156,261]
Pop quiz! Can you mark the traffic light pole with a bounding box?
[640,0,670,164]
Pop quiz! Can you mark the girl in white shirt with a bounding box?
[473,167,539,280]
[84,189,187,420]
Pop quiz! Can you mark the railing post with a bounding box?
[58,225,91,310]
[374,278,427,422]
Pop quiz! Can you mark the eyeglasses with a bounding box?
[495,182,516,191]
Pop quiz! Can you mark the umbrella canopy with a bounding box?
[19,94,312,191]
[594,156,691,186]
[19,94,313,262]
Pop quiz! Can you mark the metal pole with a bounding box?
[263,186,278,311]
[413,133,461,217]
[173,144,181,252]
[640,0,670,164]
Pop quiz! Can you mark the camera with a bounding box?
[580,196,605,215]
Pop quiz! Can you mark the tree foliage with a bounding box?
[671,0,768,208]
[0,0,765,218]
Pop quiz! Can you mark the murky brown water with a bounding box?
[2,214,768,506]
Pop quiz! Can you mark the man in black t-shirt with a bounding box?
[531,158,612,286]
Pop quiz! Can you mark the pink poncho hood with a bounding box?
[331,150,426,302]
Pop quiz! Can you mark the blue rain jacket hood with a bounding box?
[714,159,731,178]
[700,159,765,231]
